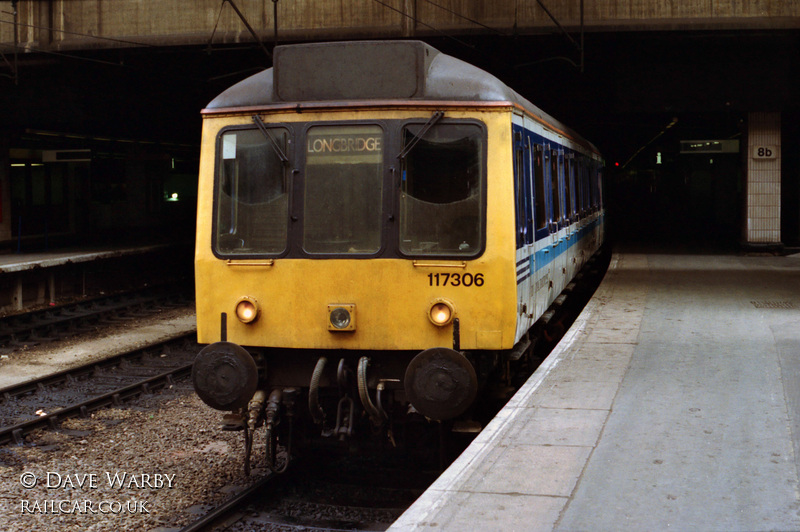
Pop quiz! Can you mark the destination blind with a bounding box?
[306,125,383,165]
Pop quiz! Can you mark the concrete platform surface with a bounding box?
[0,244,170,273]
[390,251,800,531]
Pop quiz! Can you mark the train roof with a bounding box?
[206,40,599,155]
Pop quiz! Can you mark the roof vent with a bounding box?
[273,40,437,101]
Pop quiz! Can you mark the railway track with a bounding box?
[180,452,437,532]
[0,286,191,355]
[0,331,200,446]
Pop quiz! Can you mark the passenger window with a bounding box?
[303,125,384,254]
[596,168,603,209]
[399,122,484,256]
[569,158,578,217]
[534,145,546,230]
[215,127,289,255]
[577,160,585,214]
[550,149,560,223]
[565,157,573,219]
[583,161,592,212]
[515,145,525,248]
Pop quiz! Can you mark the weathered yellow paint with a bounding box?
[475,330,503,349]
[195,106,519,351]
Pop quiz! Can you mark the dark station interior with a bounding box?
[1,27,798,253]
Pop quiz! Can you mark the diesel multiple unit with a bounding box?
[191,40,604,469]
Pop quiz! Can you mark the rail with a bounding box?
[0,331,199,446]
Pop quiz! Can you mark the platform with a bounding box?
[0,245,168,273]
[0,244,189,314]
[390,250,800,531]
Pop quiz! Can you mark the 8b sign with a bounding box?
[753,146,777,159]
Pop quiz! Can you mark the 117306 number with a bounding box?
[428,273,484,287]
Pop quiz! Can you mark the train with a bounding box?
[191,40,604,471]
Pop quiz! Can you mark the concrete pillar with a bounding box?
[402,0,416,36]
[744,112,781,248]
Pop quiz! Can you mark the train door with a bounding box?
[551,148,566,295]
[513,129,527,250]
[596,164,605,243]
[564,154,577,280]
[524,133,536,306]
[532,143,550,319]
[540,144,559,309]
[513,125,533,341]
[548,145,559,248]
[575,157,587,271]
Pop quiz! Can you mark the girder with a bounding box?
[0,0,797,56]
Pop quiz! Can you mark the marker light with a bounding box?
[330,308,350,328]
[429,300,455,326]
[328,304,356,331]
[235,297,259,324]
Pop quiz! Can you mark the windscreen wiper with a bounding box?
[396,110,444,160]
[252,115,289,164]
